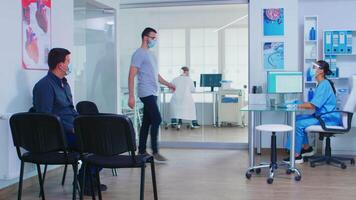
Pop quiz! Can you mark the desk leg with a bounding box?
[289,112,301,180]
[256,112,262,155]
[249,111,255,168]
[213,93,216,127]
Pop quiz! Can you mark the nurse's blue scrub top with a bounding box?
[310,79,341,125]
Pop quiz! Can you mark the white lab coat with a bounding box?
[169,75,196,120]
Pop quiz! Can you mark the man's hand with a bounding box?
[128,95,135,109]
[167,83,176,92]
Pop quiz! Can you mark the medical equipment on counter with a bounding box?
[217,89,246,127]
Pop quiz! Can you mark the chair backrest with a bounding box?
[342,75,356,128]
[9,113,68,158]
[74,114,136,156]
[76,101,99,114]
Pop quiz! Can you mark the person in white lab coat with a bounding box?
[169,66,200,129]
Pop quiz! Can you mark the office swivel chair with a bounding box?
[306,75,356,169]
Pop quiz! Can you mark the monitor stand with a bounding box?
[276,93,286,108]
[210,87,214,92]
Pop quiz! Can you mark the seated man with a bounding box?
[32,48,105,195]
[169,66,200,129]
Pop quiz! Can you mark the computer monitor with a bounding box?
[200,74,222,92]
[267,71,303,94]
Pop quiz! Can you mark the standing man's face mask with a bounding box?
[148,39,157,48]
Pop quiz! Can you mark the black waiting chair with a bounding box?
[74,114,158,200]
[28,107,69,187]
[9,113,80,200]
[76,100,118,176]
[76,101,99,115]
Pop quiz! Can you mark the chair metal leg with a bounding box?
[39,165,48,198]
[112,168,117,176]
[36,164,45,200]
[150,159,158,200]
[72,164,78,200]
[96,169,102,200]
[62,164,68,186]
[18,161,24,200]
[80,163,86,200]
[140,166,146,200]
[89,169,96,200]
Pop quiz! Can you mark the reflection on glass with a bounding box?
[74,1,117,114]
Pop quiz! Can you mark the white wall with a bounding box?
[0,0,74,183]
[299,0,356,154]
[249,0,299,148]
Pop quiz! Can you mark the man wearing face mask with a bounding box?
[128,27,175,161]
[33,48,77,144]
[33,48,106,195]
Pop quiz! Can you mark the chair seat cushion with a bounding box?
[305,125,346,133]
[83,154,152,168]
[256,124,293,132]
[22,151,80,165]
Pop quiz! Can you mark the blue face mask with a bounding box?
[309,67,316,78]
[60,64,72,76]
[148,39,157,48]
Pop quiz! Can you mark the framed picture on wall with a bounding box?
[263,8,284,36]
[263,42,284,70]
[22,0,51,70]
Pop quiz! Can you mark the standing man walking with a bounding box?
[128,27,175,161]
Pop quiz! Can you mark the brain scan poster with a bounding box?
[263,8,284,36]
[22,0,51,70]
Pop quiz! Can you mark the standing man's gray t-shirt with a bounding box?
[131,48,159,98]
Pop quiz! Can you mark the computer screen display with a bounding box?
[200,74,222,88]
[267,71,303,93]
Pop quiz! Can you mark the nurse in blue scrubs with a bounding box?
[284,60,341,163]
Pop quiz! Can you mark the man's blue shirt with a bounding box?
[33,71,78,133]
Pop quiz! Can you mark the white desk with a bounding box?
[160,90,217,126]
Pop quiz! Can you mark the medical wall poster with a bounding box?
[263,42,284,70]
[263,8,284,36]
[22,0,51,70]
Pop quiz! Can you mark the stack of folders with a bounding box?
[324,31,353,55]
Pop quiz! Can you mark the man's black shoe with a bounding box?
[283,155,303,164]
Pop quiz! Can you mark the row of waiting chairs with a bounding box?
[10,101,158,200]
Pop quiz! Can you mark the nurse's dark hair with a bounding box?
[48,48,71,70]
[141,27,157,39]
[317,60,336,94]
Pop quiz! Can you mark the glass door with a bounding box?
[73,0,117,113]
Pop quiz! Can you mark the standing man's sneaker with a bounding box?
[301,146,314,157]
[153,153,167,161]
[283,155,304,164]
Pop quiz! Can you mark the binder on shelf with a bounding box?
[347,31,353,54]
[338,31,347,54]
[324,31,333,54]
[332,31,339,54]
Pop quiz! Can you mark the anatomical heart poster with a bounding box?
[22,0,51,70]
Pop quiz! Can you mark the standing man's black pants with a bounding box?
[139,95,162,154]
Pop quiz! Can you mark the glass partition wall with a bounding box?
[119,4,248,148]
[73,0,117,113]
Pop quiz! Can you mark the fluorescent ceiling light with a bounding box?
[214,14,248,32]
